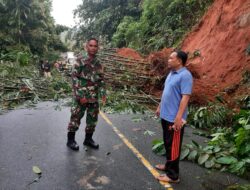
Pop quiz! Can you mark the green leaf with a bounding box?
[213,146,221,153]
[229,161,245,173]
[180,148,190,160]
[152,139,163,145]
[216,156,237,165]
[244,124,250,130]
[152,139,165,155]
[32,166,42,174]
[205,160,215,168]
[188,150,198,161]
[144,130,155,136]
[185,144,194,149]
[205,150,213,154]
[211,133,224,141]
[245,158,250,164]
[157,148,166,156]
[199,111,203,117]
[214,163,222,169]
[239,118,247,125]
[198,153,209,165]
[203,146,213,151]
[191,140,200,148]
[152,141,164,151]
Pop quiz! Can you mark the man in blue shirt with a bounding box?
[155,50,193,183]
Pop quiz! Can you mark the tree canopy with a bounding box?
[0,0,67,56]
[74,0,213,53]
[112,0,214,53]
[73,0,141,46]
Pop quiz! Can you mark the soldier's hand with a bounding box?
[102,96,106,106]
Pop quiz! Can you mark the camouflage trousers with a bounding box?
[68,100,99,133]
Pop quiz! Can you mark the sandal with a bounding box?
[155,164,166,171]
[156,174,180,183]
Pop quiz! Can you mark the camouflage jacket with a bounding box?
[72,54,106,103]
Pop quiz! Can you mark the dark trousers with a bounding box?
[161,119,185,180]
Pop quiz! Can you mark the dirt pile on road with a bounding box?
[116,48,143,60]
[146,48,173,76]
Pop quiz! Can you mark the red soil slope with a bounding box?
[182,0,250,102]
[117,48,143,60]
[114,0,250,105]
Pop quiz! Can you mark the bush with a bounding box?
[0,49,31,66]
[181,109,250,176]
[112,0,214,53]
[189,104,230,129]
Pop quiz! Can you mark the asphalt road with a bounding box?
[0,102,248,190]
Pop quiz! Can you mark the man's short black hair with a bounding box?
[175,50,188,66]
[87,38,98,44]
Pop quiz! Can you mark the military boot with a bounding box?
[83,133,99,149]
[67,132,79,151]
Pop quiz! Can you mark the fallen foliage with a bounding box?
[0,61,71,112]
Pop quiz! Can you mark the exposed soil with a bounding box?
[181,0,250,103]
[146,48,173,76]
[116,48,143,60]
[114,0,250,106]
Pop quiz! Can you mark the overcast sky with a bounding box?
[52,0,82,27]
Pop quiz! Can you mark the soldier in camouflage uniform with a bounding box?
[67,38,106,151]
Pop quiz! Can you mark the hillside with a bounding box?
[114,0,250,106]
[181,0,250,104]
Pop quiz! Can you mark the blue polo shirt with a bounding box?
[160,67,193,122]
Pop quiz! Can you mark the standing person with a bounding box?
[39,60,45,76]
[54,60,59,71]
[44,60,51,78]
[67,38,106,151]
[155,50,193,183]
[59,61,63,72]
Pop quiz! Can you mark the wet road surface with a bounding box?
[0,102,248,190]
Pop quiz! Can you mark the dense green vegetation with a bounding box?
[0,0,67,61]
[152,98,250,177]
[181,107,250,176]
[113,0,213,53]
[0,61,72,111]
[0,0,70,111]
[73,0,141,48]
[74,0,213,53]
